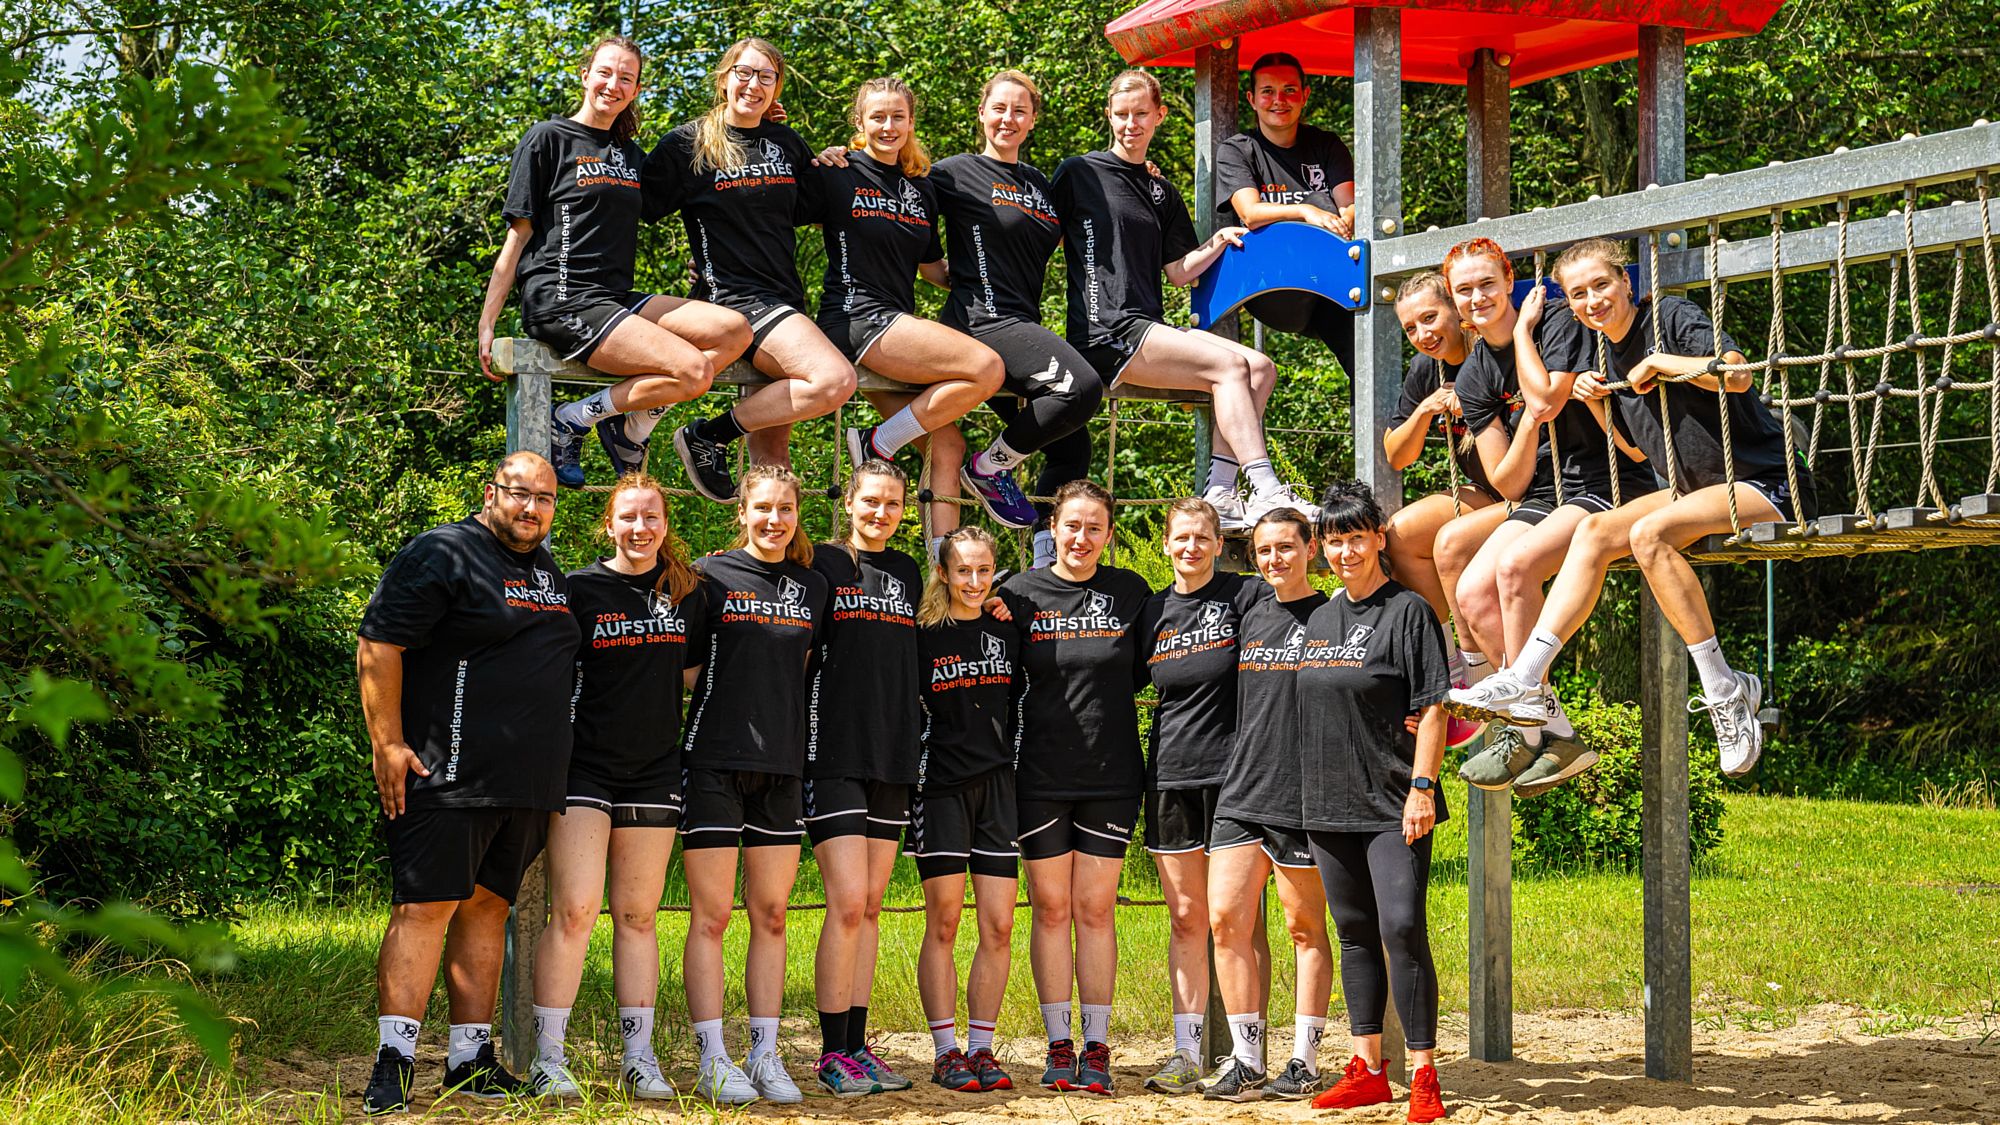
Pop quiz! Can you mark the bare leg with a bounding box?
[1271,865,1333,1021]
[1119,327,1276,465]
[1207,844,1275,1018]
[1152,848,1211,1022]
[681,846,740,1024]
[849,837,901,1028]
[1535,493,1672,642]
[736,317,859,467]
[1070,854,1124,1012]
[640,295,752,370]
[1453,518,1536,664]
[859,318,1004,432]
[441,886,511,1024]
[742,844,801,1019]
[1433,503,1513,652]
[606,825,674,1008]
[534,808,611,1010]
[917,873,968,1032]
[1386,491,1494,623]
[1632,484,1782,644]
[1494,504,1591,664]
[812,834,868,1021]
[967,873,1017,1027]
[1022,854,1075,1008]
[378,900,457,1019]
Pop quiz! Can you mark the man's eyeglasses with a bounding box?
[729,64,780,88]
[492,483,557,508]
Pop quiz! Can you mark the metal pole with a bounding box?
[1765,560,1775,679]
[500,370,550,1073]
[1466,48,1511,223]
[1352,7,1404,513]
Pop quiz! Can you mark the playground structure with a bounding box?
[493,0,2000,1087]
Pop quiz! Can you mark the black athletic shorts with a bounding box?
[1209,815,1316,869]
[1075,316,1160,385]
[907,769,1019,881]
[714,294,805,356]
[803,777,911,845]
[384,806,548,905]
[1143,785,1221,854]
[965,317,1102,397]
[565,767,681,829]
[522,289,655,363]
[1743,473,1819,524]
[817,310,903,364]
[679,768,804,849]
[1016,795,1141,861]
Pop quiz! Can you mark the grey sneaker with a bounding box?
[851,1043,913,1091]
[1200,1057,1266,1102]
[693,1057,759,1105]
[1690,669,1764,776]
[620,1056,676,1100]
[1200,485,1251,532]
[1265,1056,1323,1100]
[1458,725,1539,790]
[744,1051,803,1104]
[526,1056,582,1098]
[1513,736,1601,797]
[1143,1048,1202,1095]
[815,1051,877,1098]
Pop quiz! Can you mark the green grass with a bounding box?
[5,792,1998,1122]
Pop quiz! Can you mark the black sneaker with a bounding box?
[968,1046,1013,1091]
[1265,1056,1323,1100]
[362,1046,414,1115]
[1040,1038,1077,1090]
[1201,1057,1267,1102]
[596,412,653,478]
[550,408,590,489]
[932,1047,980,1092]
[1075,1040,1115,1094]
[673,421,737,502]
[440,1042,529,1100]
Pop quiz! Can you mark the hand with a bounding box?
[812,144,851,168]
[1516,285,1546,332]
[1628,355,1663,395]
[1211,225,1248,251]
[1403,714,1420,734]
[1403,786,1437,844]
[1146,159,1163,179]
[1335,204,1357,239]
[1416,385,1456,419]
[372,741,430,819]
[1573,369,1612,400]
[477,322,499,381]
[1302,207,1345,237]
[764,100,787,123]
[983,595,1013,622]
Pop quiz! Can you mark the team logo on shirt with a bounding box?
[1150,599,1238,665]
[761,139,785,165]
[899,178,927,218]
[831,571,915,625]
[1242,619,1308,671]
[1029,589,1126,641]
[1147,177,1167,205]
[779,576,806,605]
[1202,601,1229,626]
[1302,163,1327,193]
[712,139,795,187]
[982,631,1007,664]
[849,180,930,226]
[534,568,552,591]
[881,573,906,607]
[503,568,568,612]
[1287,622,1308,650]
[931,631,1012,686]
[589,593,687,648]
[1346,623,1376,647]
[575,147,640,190]
[1084,591,1114,618]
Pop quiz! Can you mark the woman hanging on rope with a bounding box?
[1197,506,1336,1104]
[1055,69,1319,529]
[527,473,704,1102]
[909,526,1022,1094]
[480,36,752,490]
[800,459,924,1097]
[996,479,1151,1095]
[643,38,857,502]
[805,78,1005,544]
[1131,498,1271,1095]
[1295,482,1449,1125]
[1440,237,1653,787]
[679,465,829,1106]
[1382,271,1502,749]
[1449,237,1816,778]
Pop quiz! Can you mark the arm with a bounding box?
[357,636,428,818]
[1511,287,1580,413]
[476,219,532,381]
[918,259,949,289]
[1226,186,1352,236]
[1627,349,1752,395]
[1164,226,1246,288]
[1383,386,1458,470]
[1479,412,1550,501]
[1403,703,1445,843]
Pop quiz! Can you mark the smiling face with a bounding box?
[980,80,1037,157]
[846,470,906,548]
[1557,255,1637,336]
[604,485,667,569]
[737,476,798,560]
[947,540,998,613]
[721,44,782,124]
[1054,497,1112,571]
[1249,64,1308,133]
[1321,524,1388,588]
[1447,253,1516,339]
[580,43,642,123]
[1164,509,1218,583]
[481,457,558,552]
[1398,288,1463,361]
[1106,88,1161,156]
[1252,519,1314,595]
[857,88,912,163]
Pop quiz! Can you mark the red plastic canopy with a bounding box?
[1106,0,1784,86]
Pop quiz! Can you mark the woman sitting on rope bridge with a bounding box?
[1449,237,1817,777]
[1381,271,1502,750]
[1441,237,1655,788]
[479,36,752,490]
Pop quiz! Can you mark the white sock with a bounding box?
[1514,628,1564,685]
[870,406,929,457]
[930,1017,959,1058]
[1541,687,1575,740]
[746,1016,780,1063]
[618,1006,655,1063]
[1226,1012,1266,1071]
[624,404,670,443]
[377,1016,420,1061]
[1462,649,1494,686]
[532,1005,570,1064]
[555,388,617,429]
[1206,454,1240,494]
[1293,1015,1327,1075]
[1040,1001,1073,1043]
[1446,645,1468,686]
[968,1018,997,1055]
[1172,1012,1203,1057]
[1241,458,1283,495]
[1080,1003,1112,1046]
[1688,636,1736,699]
[976,436,1027,474]
[693,1018,729,1068]
[447,1023,490,1069]
[928,535,946,564]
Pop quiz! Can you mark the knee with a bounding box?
[687,356,718,397]
[551,900,599,938]
[1032,897,1072,930]
[1072,895,1115,933]
[973,352,1006,396]
[1208,907,1248,945]
[1070,370,1107,415]
[1248,355,1278,393]
[1167,900,1207,941]
[1575,514,1626,563]
[977,913,1014,949]
[825,899,864,934]
[1379,913,1428,957]
[1629,516,1675,568]
[720,314,753,357]
[1433,525,1475,573]
[689,909,732,945]
[748,901,789,938]
[815,362,859,405]
[390,900,457,932]
[1455,572,1494,614]
[927,915,963,948]
[1495,553,1534,595]
[1284,914,1326,952]
[1218,355,1256,390]
[858,896,884,926]
[613,906,658,936]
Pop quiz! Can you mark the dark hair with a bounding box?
[1247,51,1307,88]
[1252,506,1315,547]
[842,458,909,562]
[1051,478,1114,522]
[582,36,645,144]
[1316,480,1387,538]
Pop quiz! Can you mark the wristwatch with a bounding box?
[1409,776,1437,792]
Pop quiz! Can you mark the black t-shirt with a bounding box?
[1137,572,1271,789]
[683,549,830,776]
[998,564,1153,800]
[1213,124,1355,223]
[1389,353,1495,496]
[1605,295,1796,490]
[503,117,646,310]
[813,152,943,322]
[930,153,1062,329]
[1054,150,1201,348]
[1214,591,1326,829]
[566,560,707,781]
[359,516,581,811]
[916,613,1022,793]
[806,545,924,783]
[1295,582,1451,834]
[642,120,823,309]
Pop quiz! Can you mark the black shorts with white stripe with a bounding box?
[564,769,681,829]
[521,289,654,363]
[1143,784,1221,854]
[1015,795,1141,861]
[906,768,1018,882]
[802,777,911,846]
[678,768,804,850]
[1207,815,1316,869]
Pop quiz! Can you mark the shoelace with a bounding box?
[1081,1043,1111,1072]
[626,1056,666,1085]
[822,1052,869,1081]
[1686,692,1743,744]
[1047,1043,1077,1068]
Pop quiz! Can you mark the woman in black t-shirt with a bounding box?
[643,38,858,505]
[801,459,924,1095]
[995,479,1150,1095]
[1294,483,1449,1124]
[529,473,703,1100]
[909,526,1022,1094]
[680,465,829,1106]
[1055,69,1317,530]
[1450,238,1814,781]
[480,37,752,493]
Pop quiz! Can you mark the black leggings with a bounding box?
[1308,828,1438,1051]
[972,318,1102,525]
[1247,292,1355,376]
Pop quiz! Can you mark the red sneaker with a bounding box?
[1311,1055,1392,1110]
[1406,1063,1447,1122]
[1447,715,1486,748]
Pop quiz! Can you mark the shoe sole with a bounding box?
[673,428,735,503]
[1266,1088,1320,1101]
[846,428,871,473]
[623,1086,677,1100]
[960,467,1037,529]
[1144,1079,1198,1095]
[1445,697,1545,727]
[1202,1090,1265,1102]
[818,1083,873,1098]
[981,1076,1014,1091]
[1516,749,1602,797]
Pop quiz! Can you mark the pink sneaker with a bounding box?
[1448,715,1487,748]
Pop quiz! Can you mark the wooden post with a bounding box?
[500,370,551,1074]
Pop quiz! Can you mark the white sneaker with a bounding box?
[621,1056,676,1100]
[1508,685,1571,733]
[1242,483,1322,525]
[744,1051,804,1104]
[1691,670,1764,776]
[694,1057,760,1105]
[1201,484,1251,532]
[1447,670,1538,725]
[527,1056,582,1098]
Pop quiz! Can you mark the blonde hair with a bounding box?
[728,464,814,567]
[918,526,999,628]
[847,77,932,177]
[1106,68,1163,108]
[1551,237,1631,286]
[601,471,699,604]
[982,69,1043,115]
[1164,496,1221,540]
[692,37,786,174]
[842,459,909,562]
[1395,270,1452,307]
